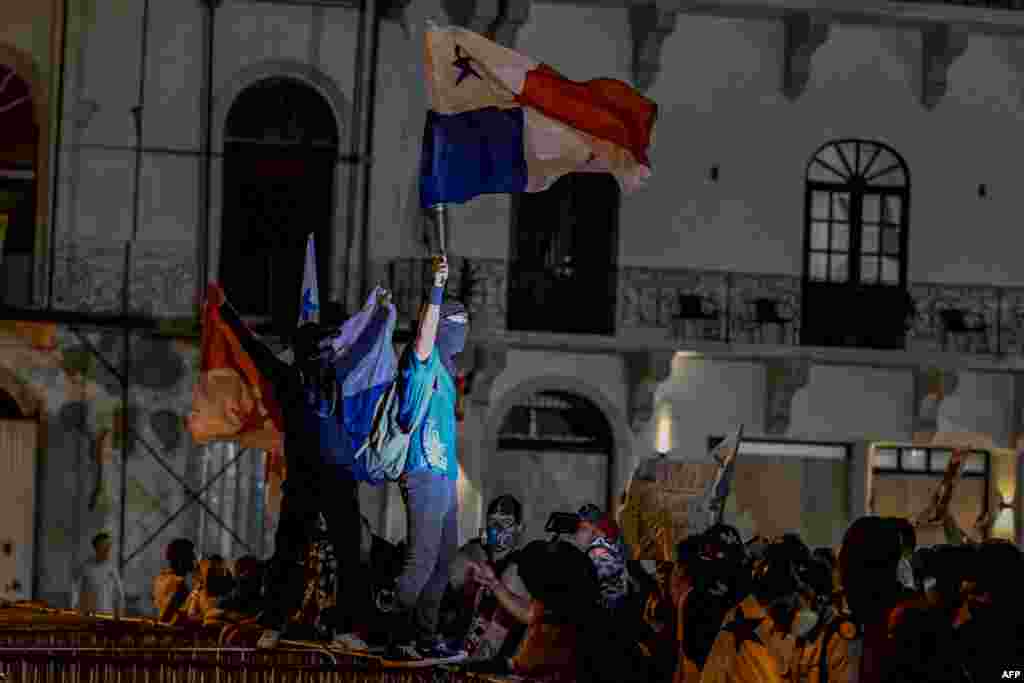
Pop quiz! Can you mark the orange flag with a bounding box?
[187,284,285,514]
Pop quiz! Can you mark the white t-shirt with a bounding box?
[72,558,125,613]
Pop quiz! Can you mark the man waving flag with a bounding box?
[419,24,657,208]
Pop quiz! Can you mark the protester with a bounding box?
[218,295,386,650]
[71,531,125,617]
[221,555,262,616]
[384,255,468,661]
[444,495,529,660]
[837,516,903,683]
[575,504,631,613]
[153,538,197,624]
[675,524,746,682]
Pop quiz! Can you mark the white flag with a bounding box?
[298,234,320,325]
[701,425,744,525]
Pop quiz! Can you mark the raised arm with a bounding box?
[414,256,448,361]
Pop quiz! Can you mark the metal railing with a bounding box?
[386,257,1024,356]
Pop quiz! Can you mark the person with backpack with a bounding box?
[382,255,469,662]
[218,290,391,651]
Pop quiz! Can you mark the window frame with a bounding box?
[803,140,911,289]
[707,436,851,462]
[872,445,991,517]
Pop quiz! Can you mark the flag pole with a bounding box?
[430,204,448,257]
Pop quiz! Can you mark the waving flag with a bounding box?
[299,234,320,326]
[420,24,657,208]
[187,285,285,516]
[701,425,744,527]
[915,448,966,527]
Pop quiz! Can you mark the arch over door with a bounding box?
[488,390,614,544]
[220,77,339,338]
[802,140,911,350]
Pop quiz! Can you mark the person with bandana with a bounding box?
[218,294,390,650]
[574,504,632,613]
[385,255,469,661]
[444,495,530,661]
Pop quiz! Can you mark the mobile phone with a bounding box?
[545,512,580,535]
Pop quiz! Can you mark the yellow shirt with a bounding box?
[789,617,855,683]
[700,596,794,683]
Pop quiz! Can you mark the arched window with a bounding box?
[802,140,911,350]
[508,174,620,335]
[0,63,38,307]
[490,390,614,542]
[220,77,339,338]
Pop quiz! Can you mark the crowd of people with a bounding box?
[68,254,1024,681]
[133,495,1024,682]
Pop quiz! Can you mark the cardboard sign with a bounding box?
[621,460,720,561]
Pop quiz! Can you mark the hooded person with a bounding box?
[383,257,470,662]
[217,294,391,650]
[436,300,468,379]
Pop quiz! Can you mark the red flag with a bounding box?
[187,284,285,512]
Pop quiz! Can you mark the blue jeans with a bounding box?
[395,470,459,641]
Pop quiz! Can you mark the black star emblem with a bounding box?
[453,45,482,86]
[722,613,764,653]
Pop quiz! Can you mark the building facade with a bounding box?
[2,0,1024,610]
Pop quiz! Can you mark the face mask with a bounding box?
[486,518,519,554]
[437,304,468,377]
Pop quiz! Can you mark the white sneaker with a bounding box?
[331,632,370,652]
[257,629,282,650]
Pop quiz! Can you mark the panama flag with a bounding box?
[298,233,319,326]
[419,24,657,208]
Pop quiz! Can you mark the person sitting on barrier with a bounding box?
[153,538,197,624]
[443,495,529,661]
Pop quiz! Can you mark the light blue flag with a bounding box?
[299,233,320,326]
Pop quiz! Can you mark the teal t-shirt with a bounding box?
[396,346,459,481]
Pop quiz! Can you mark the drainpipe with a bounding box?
[46,0,70,310]
[198,0,219,310]
[357,0,381,300]
[341,0,368,313]
[120,0,152,577]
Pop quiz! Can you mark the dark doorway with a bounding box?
[802,140,911,350]
[507,174,620,335]
[492,390,615,541]
[220,77,339,338]
[0,64,38,307]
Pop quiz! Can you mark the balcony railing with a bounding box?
[902,0,1024,8]
[386,257,1024,357]
[23,243,1024,358]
